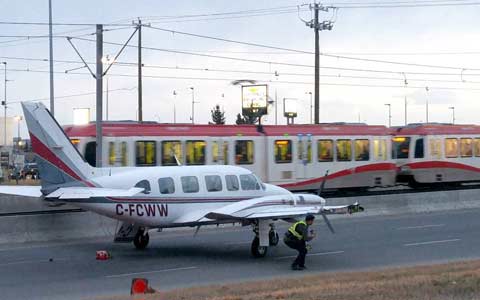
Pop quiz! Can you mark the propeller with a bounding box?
[317,170,329,197]
[321,214,335,234]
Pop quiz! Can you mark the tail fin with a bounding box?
[21,102,95,192]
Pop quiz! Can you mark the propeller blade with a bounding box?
[318,170,329,196]
[321,214,335,234]
[193,225,201,237]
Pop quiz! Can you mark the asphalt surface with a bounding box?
[2,209,480,300]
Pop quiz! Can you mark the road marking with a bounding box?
[275,250,344,260]
[404,238,460,247]
[0,258,68,267]
[397,224,445,230]
[106,266,198,278]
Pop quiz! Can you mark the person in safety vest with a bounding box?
[283,214,316,270]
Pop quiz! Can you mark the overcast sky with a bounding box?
[1,0,480,137]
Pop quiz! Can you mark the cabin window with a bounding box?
[108,142,116,165]
[414,138,424,159]
[205,175,223,192]
[181,176,199,193]
[136,141,156,166]
[373,139,387,161]
[235,140,254,164]
[336,139,352,161]
[429,139,442,159]
[225,175,239,191]
[240,174,260,190]
[158,177,175,194]
[392,137,411,159]
[162,141,182,166]
[274,140,292,163]
[121,141,128,166]
[84,141,96,167]
[475,138,480,157]
[318,140,333,162]
[186,140,206,165]
[212,141,229,164]
[445,138,459,158]
[134,180,151,194]
[354,139,370,161]
[460,138,473,157]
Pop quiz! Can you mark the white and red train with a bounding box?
[63,122,480,191]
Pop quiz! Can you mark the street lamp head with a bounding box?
[1,62,6,65]
[385,103,391,106]
[190,87,194,90]
[449,106,455,109]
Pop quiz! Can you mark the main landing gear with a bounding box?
[250,221,279,258]
[133,228,150,250]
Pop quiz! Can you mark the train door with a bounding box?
[295,134,312,179]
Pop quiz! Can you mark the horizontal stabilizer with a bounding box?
[46,187,144,199]
[0,185,42,197]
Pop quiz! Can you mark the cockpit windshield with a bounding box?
[240,174,262,190]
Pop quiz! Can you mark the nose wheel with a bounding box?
[251,236,268,258]
[250,222,278,258]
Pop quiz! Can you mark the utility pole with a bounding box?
[385,103,391,127]
[302,3,333,124]
[2,62,6,146]
[137,19,143,122]
[95,24,103,167]
[48,0,55,115]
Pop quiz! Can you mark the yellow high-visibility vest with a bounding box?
[288,220,307,240]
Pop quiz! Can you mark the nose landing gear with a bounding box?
[250,221,279,258]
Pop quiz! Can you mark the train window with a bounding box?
[240,174,260,190]
[460,138,473,157]
[205,175,223,192]
[354,139,370,161]
[186,140,206,165]
[162,141,183,166]
[121,141,128,166]
[212,141,229,164]
[336,139,352,161]
[158,177,175,194]
[445,138,459,158]
[414,138,424,159]
[392,137,411,159]
[108,142,115,165]
[225,175,240,191]
[181,176,199,193]
[235,140,254,164]
[136,141,157,166]
[274,140,292,163]
[84,141,96,167]
[373,139,387,161]
[318,140,333,162]
[475,138,480,157]
[429,139,442,159]
[134,180,151,194]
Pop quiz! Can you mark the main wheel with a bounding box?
[251,237,268,258]
[133,231,150,250]
[269,231,279,246]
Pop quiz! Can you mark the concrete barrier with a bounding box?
[0,189,480,244]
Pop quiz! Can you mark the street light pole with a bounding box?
[2,62,7,146]
[48,0,55,115]
[425,87,429,123]
[384,103,392,127]
[449,106,455,124]
[190,87,195,124]
[173,90,177,124]
[306,91,313,124]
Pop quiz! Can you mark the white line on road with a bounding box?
[106,266,198,278]
[397,224,445,230]
[404,239,461,247]
[275,250,345,260]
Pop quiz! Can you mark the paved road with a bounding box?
[1,208,480,300]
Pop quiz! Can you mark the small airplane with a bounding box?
[0,102,363,257]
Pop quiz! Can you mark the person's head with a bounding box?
[305,214,315,225]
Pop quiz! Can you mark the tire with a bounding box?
[269,231,279,246]
[133,232,149,250]
[251,237,268,258]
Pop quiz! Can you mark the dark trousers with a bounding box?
[284,238,307,267]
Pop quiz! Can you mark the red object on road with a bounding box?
[95,250,111,260]
[131,278,149,294]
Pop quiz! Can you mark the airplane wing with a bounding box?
[0,185,42,197]
[45,187,144,199]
